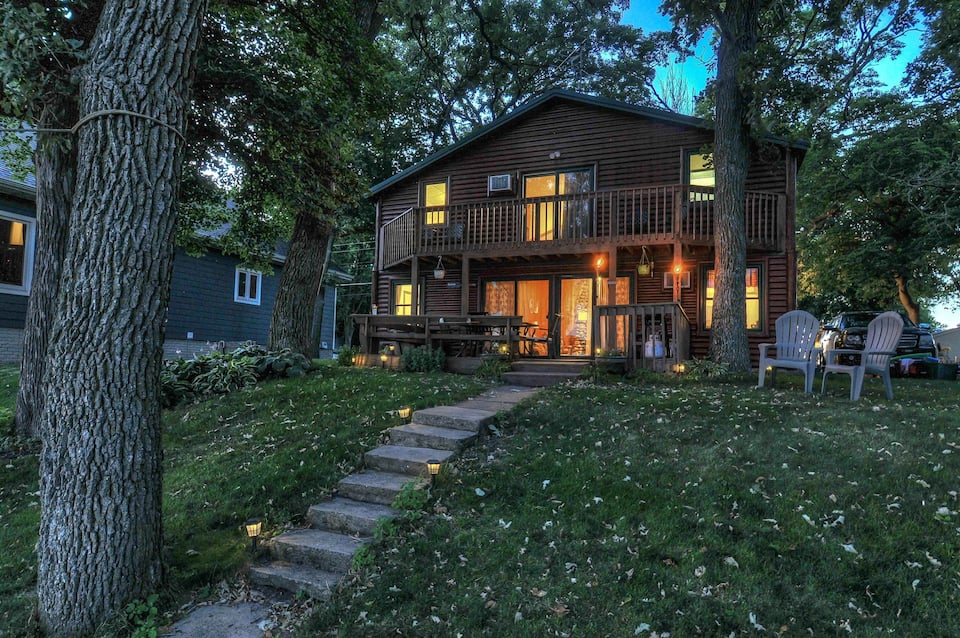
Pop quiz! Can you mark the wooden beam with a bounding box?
[461,256,470,314]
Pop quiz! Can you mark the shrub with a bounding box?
[681,357,729,380]
[161,344,312,408]
[336,345,359,366]
[400,345,445,373]
[474,358,511,381]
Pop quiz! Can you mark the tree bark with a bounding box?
[708,0,759,373]
[895,274,920,324]
[36,1,206,635]
[13,96,77,440]
[268,213,334,355]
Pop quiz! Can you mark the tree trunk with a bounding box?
[895,274,920,324]
[708,0,759,373]
[36,1,206,635]
[13,96,77,440]
[268,213,335,356]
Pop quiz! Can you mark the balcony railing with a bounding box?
[380,184,786,268]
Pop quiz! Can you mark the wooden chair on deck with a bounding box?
[757,309,820,393]
[821,311,903,401]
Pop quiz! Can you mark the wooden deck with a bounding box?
[380,185,786,268]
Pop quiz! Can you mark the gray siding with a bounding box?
[0,191,35,329]
[166,248,280,343]
[317,285,337,350]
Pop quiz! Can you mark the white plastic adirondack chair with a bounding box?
[821,311,904,401]
[757,309,820,393]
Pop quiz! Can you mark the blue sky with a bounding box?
[620,4,959,329]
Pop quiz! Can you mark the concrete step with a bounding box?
[248,561,341,600]
[411,405,496,432]
[337,470,423,506]
[389,422,478,451]
[307,497,396,536]
[364,445,455,476]
[510,361,589,374]
[502,370,580,387]
[267,528,367,573]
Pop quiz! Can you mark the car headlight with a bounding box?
[844,333,864,347]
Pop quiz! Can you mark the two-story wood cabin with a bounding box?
[366,90,806,368]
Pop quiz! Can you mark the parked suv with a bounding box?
[816,311,938,368]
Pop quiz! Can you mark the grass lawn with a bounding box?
[0,363,488,637]
[304,371,960,637]
[1,363,959,637]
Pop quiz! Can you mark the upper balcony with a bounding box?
[380,184,786,269]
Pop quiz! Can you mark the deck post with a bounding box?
[461,256,470,314]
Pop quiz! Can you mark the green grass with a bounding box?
[303,372,960,637]
[0,363,488,636]
[3,364,960,636]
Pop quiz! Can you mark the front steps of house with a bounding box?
[248,388,539,600]
[503,359,588,387]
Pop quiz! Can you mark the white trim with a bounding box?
[234,267,262,305]
[0,209,35,296]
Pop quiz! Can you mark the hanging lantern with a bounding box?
[433,256,446,279]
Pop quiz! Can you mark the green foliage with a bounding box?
[391,481,429,523]
[680,357,729,380]
[352,544,374,571]
[121,594,160,638]
[473,358,511,381]
[798,98,960,316]
[161,344,312,407]
[336,345,360,366]
[400,345,445,373]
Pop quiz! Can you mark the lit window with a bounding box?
[423,180,447,226]
[235,268,261,305]
[686,150,715,202]
[0,213,34,295]
[704,266,761,330]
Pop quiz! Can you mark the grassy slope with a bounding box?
[305,373,960,637]
[0,364,488,636]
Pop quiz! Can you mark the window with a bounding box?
[523,168,594,241]
[235,268,261,305]
[686,150,715,201]
[423,180,447,226]
[391,280,422,315]
[703,266,762,331]
[0,212,34,295]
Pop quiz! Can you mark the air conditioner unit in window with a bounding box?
[488,174,514,194]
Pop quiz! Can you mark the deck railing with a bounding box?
[381,185,786,267]
[595,303,691,372]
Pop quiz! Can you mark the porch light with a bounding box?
[244,518,262,551]
[594,256,605,272]
[674,362,686,374]
[398,405,412,420]
[380,351,389,367]
[426,459,442,485]
[433,256,446,279]
[498,343,510,355]
[673,262,683,275]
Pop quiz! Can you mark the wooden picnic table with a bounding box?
[353,314,525,357]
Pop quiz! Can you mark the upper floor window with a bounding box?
[523,167,594,241]
[423,180,447,226]
[703,265,762,331]
[686,150,715,202]
[235,267,261,305]
[0,212,34,295]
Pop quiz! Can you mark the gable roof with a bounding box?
[368,89,809,197]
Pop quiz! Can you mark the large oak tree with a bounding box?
[33,0,207,634]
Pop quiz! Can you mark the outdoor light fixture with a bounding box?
[426,459,441,485]
[434,256,446,279]
[398,405,412,420]
[498,343,510,355]
[244,518,262,551]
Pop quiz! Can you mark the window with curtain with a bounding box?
[703,266,762,330]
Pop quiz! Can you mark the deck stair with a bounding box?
[249,386,538,599]
[502,359,588,387]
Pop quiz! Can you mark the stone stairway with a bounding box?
[248,386,539,599]
[502,359,588,387]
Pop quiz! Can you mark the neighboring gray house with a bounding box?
[1,158,347,363]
